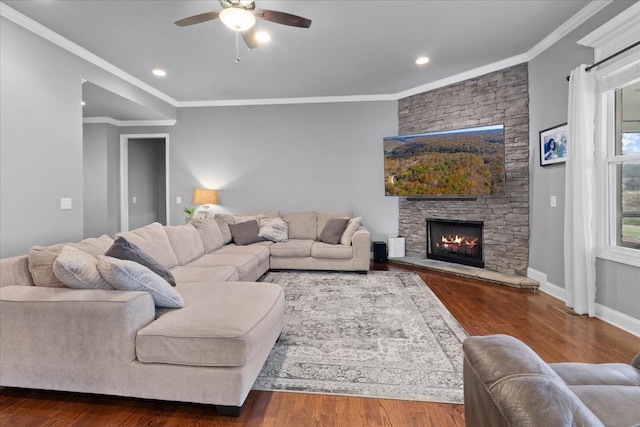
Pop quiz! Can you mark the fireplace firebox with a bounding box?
[427,219,484,268]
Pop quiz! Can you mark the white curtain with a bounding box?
[564,64,596,316]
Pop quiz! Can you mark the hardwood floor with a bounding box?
[2,262,638,426]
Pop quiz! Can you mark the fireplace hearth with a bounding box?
[427,219,484,268]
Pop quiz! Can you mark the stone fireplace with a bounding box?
[396,63,530,276]
[427,219,484,268]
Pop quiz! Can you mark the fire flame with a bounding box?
[440,235,478,247]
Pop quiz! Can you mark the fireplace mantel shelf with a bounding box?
[390,257,539,290]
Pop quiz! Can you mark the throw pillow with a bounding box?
[105,237,177,287]
[319,218,350,245]
[229,220,266,246]
[340,216,363,246]
[53,246,113,290]
[97,256,184,308]
[259,217,289,242]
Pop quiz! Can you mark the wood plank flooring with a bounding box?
[2,262,638,426]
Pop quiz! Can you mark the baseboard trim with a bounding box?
[528,268,639,338]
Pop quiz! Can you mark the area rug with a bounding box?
[253,271,468,403]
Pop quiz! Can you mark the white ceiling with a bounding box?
[3,0,597,108]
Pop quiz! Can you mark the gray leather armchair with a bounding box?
[462,334,640,427]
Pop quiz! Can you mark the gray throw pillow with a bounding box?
[229,220,265,246]
[319,218,350,245]
[97,256,184,308]
[105,237,177,287]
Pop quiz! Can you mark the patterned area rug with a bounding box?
[254,271,468,403]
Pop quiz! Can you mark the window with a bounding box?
[576,2,640,266]
[615,84,640,250]
[597,75,640,266]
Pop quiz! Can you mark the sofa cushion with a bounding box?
[229,220,265,246]
[341,217,362,246]
[116,223,179,269]
[28,234,114,288]
[169,265,239,283]
[190,218,224,253]
[188,253,259,282]
[259,216,289,242]
[136,281,284,367]
[269,240,314,258]
[311,242,354,259]
[282,211,317,240]
[53,246,113,290]
[214,217,233,245]
[105,237,176,287]
[570,385,640,427]
[317,211,352,238]
[163,224,205,265]
[319,218,350,245]
[213,244,271,266]
[97,256,184,308]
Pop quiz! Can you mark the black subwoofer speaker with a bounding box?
[373,241,388,263]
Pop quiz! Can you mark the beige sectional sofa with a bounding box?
[0,210,371,415]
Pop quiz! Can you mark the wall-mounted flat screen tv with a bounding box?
[384,124,505,197]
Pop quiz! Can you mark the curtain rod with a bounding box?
[565,41,640,81]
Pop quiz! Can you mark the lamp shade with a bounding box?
[192,188,218,205]
[219,7,256,31]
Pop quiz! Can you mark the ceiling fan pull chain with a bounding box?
[235,32,240,65]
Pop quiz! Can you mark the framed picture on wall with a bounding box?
[539,123,567,166]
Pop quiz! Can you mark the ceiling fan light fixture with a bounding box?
[219,7,256,31]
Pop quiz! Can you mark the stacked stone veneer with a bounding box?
[398,63,529,276]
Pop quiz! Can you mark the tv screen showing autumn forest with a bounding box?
[384,124,505,197]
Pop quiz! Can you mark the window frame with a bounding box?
[594,59,640,267]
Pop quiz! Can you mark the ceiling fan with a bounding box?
[175,0,312,49]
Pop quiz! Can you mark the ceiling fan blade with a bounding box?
[256,9,312,28]
[242,27,259,49]
[175,11,220,27]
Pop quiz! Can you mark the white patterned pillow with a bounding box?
[259,217,289,242]
[53,246,113,290]
[340,217,362,246]
[97,256,184,308]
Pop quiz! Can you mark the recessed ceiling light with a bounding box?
[415,56,430,65]
[152,69,167,77]
[255,31,271,44]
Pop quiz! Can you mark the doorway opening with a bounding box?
[120,134,170,231]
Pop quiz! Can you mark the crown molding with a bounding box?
[526,0,613,60]
[1,0,614,107]
[83,117,176,127]
[395,53,530,100]
[178,93,396,107]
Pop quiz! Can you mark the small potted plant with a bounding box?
[183,207,196,223]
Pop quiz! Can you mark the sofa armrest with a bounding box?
[351,226,371,271]
[463,335,604,427]
[0,285,155,395]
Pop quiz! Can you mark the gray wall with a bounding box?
[121,101,399,242]
[1,18,84,257]
[528,0,639,320]
[0,17,175,257]
[83,123,120,238]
